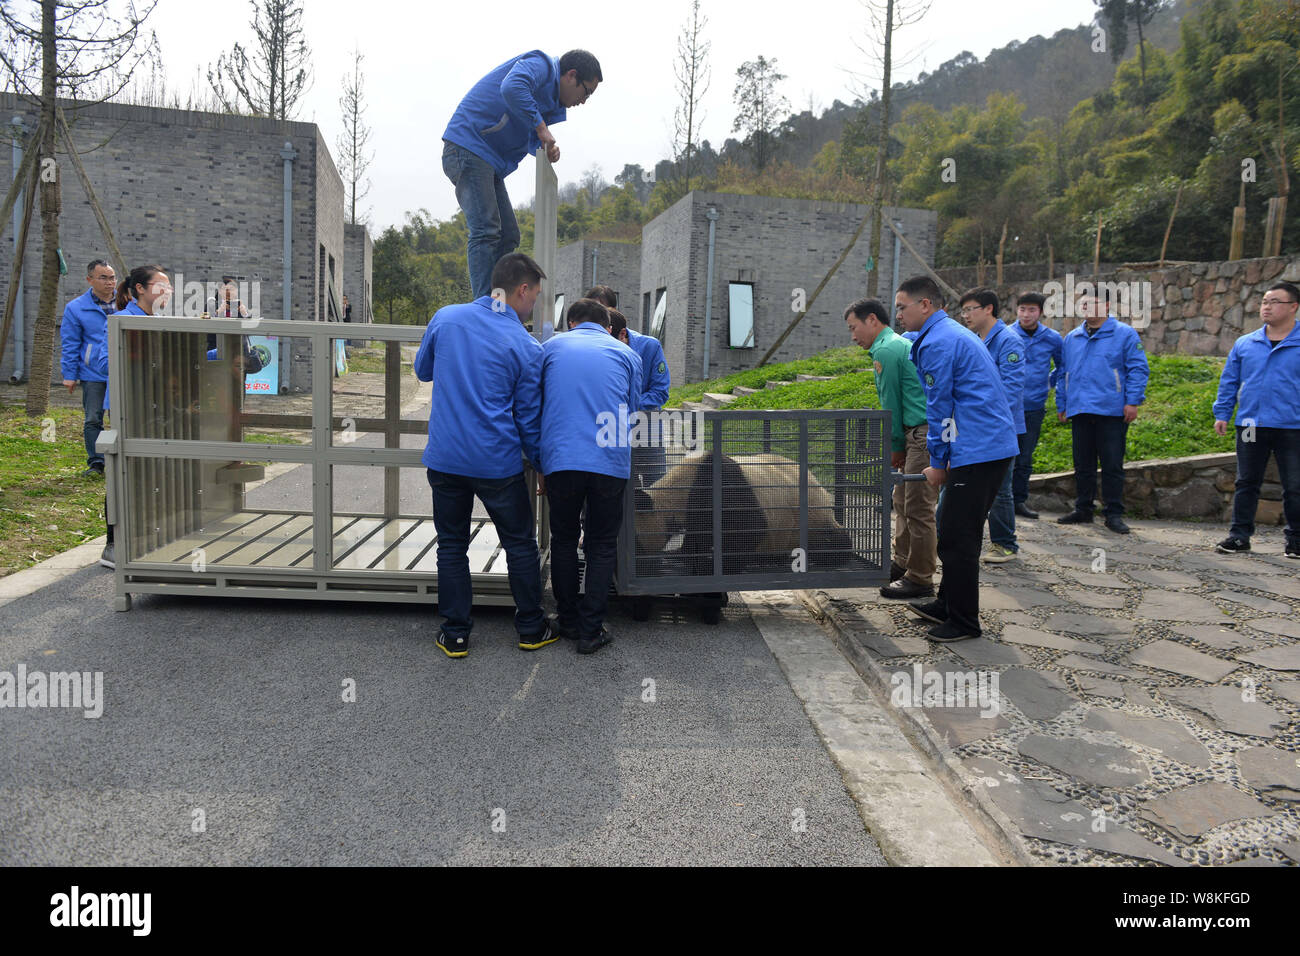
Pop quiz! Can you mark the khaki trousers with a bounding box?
[892,423,939,586]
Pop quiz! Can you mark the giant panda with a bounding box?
[632,451,857,575]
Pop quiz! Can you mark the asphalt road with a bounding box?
[0,567,885,865]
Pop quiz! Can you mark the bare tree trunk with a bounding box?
[26,0,61,417]
[866,0,894,297]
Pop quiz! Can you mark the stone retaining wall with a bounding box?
[1027,452,1286,524]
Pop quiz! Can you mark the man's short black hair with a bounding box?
[1017,292,1046,310]
[560,50,602,83]
[87,258,111,276]
[608,308,628,337]
[843,297,890,325]
[584,285,617,308]
[897,275,944,308]
[1267,281,1300,303]
[567,298,610,328]
[959,287,999,314]
[490,253,545,297]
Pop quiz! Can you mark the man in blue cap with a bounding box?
[958,288,1026,564]
[415,253,557,658]
[1055,292,1149,534]
[1212,281,1300,558]
[443,50,602,299]
[540,298,642,655]
[896,276,1019,643]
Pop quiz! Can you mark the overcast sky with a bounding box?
[148,0,1102,232]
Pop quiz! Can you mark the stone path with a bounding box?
[808,516,1299,866]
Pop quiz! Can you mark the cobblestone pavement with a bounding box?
[810,516,1299,866]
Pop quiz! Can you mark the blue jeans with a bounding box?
[987,452,1018,551]
[547,470,625,641]
[81,379,107,468]
[441,141,520,300]
[1013,407,1046,505]
[427,469,545,641]
[1229,426,1300,544]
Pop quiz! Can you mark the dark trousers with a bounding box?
[1071,414,1129,517]
[427,469,544,640]
[1229,426,1300,544]
[935,457,1012,635]
[547,470,625,640]
[82,379,107,469]
[1012,407,1046,505]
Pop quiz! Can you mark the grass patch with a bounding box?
[345,346,413,375]
[0,405,109,577]
[671,350,1235,474]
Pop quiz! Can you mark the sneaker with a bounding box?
[550,615,579,640]
[981,544,1017,564]
[99,543,115,570]
[519,617,562,651]
[1215,536,1251,554]
[926,621,980,643]
[1014,503,1039,519]
[1286,542,1299,559]
[908,600,947,625]
[576,628,612,655]
[1057,511,1093,524]
[82,465,104,478]
[436,631,469,659]
[880,577,934,599]
[1104,516,1131,535]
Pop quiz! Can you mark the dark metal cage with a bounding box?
[615,409,895,595]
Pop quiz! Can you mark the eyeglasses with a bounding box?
[1261,297,1298,307]
[958,306,977,316]
[579,80,595,101]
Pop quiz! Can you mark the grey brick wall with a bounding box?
[343,223,373,324]
[0,95,345,392]
[554,238,641,329]
[641,191,938,385]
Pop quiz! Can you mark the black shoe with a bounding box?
[576,628,612,655]
[437,630,469,658]
[1014,503,1038,519]
[908,600,947,625]
[550,614,579,640]
[82,464,104,478]
[926,621,980,643]
[1215,536,1250,554]
[519,617,562,651]
[880,577,933,600]
[1057,511,1093,524]
[1286,542,1299,559]
[98,543,115,570]
[1104,516,1131,534]
[889,560,906,582]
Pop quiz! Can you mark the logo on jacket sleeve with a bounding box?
[1007,352,1021,363]
[657,361,666,374]
[924,373,935,387]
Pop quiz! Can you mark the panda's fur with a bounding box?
[634,451,855,573]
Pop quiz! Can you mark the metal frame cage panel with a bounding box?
[615,409,894,595]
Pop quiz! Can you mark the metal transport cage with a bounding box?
[614,409,908,604]
[99,314,548,611]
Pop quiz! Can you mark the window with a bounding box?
[554,294,565,332]
[648,288,667,342]
[728,282,755,348]
[642,291,652,333]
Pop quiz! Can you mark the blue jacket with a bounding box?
[1015,321,1064,412]
[443,50,566,178]
[982,320,1027,435]
[1056,317,1149,418]
[102,299,150,410]
[60,288,114,382]
[540,323,642,479]
[1213,322,1300,429]
[414,296,543,478]
[626,328,670,410]
[909,311,1019,469]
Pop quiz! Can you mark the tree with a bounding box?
[336,46,373,225]
[208,0,312,120]
[579,164,607,207]
[732,55,789,172]
[0,0,159,416]
[673,0,710,194]
[1095,0,1174,102]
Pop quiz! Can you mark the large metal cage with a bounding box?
[99,314,547,611]
[615,409,898,595]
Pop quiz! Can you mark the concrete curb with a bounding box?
[797,587,1040,867]
[0,537,106,608]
